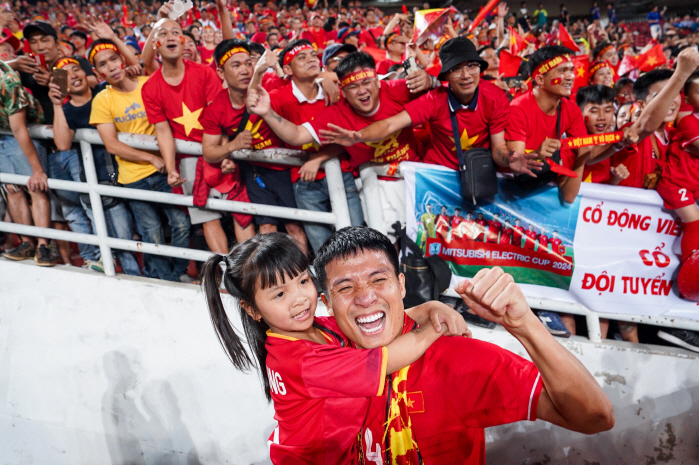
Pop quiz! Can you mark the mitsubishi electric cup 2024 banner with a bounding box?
[401,162,699,321]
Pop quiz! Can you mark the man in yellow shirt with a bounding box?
[89,39,191,282]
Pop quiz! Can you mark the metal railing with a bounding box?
[358,163,699,343]
[0,125,352,276]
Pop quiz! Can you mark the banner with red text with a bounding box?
[402,162,699,321]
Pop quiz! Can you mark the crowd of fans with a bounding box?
[1,0,699,350]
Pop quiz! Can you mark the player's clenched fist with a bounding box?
[537,137,561,159]
[247,85,271,116]
[454,267,533,331]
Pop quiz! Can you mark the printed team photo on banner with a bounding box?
[407,164,580,290]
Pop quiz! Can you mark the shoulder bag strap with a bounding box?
[447,88,465,171]
[234,107,251,138]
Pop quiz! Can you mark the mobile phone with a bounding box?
[30,53,48,70]
[402,56,419,75]
[1,3,10,11]
[168,0,194,20]
[502,77,523,88]
[53,68,69,98]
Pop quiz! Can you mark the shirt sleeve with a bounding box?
[301,344,388,398]
[199,101,223,135]
[488,85,510,135]
[563,101,588,138]
[305,104,341,146]
[505,103,528,142]
[141,79,167,125]
[423,338,543,428]
[88,91,114,125]
[678,115,699,148]
[404,90,438,126]
[384,79,412,104]
[2,70,29,117]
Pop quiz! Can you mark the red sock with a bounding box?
[681,220,699,262]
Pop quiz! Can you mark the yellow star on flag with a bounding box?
[450,128,479,151]
[647,55,658,67]
[576,66,586,78]
[173,102,204,137]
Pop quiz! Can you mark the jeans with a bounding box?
[122,172,191,281]
[82,199,142,276]
[293,171,364,252]
[47,149,100,261]
[0,135,47,176]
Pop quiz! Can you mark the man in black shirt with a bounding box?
[48,57,141,276]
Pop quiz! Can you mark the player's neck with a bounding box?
[68,88,91,106]
[227,86,247,109]
[161,57,185,85]
[532,86,561,115]
[111,76,138,93]
[293,76,318,100]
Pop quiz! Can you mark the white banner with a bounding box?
[402,162,699,321]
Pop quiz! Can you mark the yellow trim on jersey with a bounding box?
[377,346,389,396]
[317,329,333,343]
[266,329,299,341]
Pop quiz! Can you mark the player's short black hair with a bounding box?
[527,45,574,79]
[614,76,633,93]
[384,32,397,48]
[248,42,265,56]
[324,17,336,32]
[684,70,699,95]
[213,39,249,67]
[576,85,616,108]
[182,31,196,44]
[633,69,674,102]
[314,227,399,294]
[87,38,121,65]
[478,45,495,54]
[278,39,314,67]
[592,41,613,59]
[335,52,376,80]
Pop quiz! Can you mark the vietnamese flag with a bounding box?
[558,23,579,52]
[469,0,499,32]
[617,54,638,76]
[362,46,386,64]
[499,50,523,77]
[509,27,529,54]
[572,54,589,91]
[637,44,666,72]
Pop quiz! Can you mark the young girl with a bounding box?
[201,233,469,464]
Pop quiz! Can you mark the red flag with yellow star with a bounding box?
[572,55,589,92]
[637,44,666,72]
[509,27,529,54]
[499,49,523,77]
[558,23,579,52]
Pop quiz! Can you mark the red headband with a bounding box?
[283,43,313,66]
[53,57,80,70]
[596,44,614,58]
[218,46,249,68]
[340,68,375,87]
[531,54,572,80]
[589,61,611,82]
[89,43,120,65]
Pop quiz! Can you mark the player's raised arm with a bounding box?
[319,110,413,146]
[247,84,315,147]
[455,267,615,434]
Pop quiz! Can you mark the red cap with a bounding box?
[0,28,20,52]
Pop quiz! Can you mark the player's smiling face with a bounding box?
[244,270,318,336]
[323,250,405,350]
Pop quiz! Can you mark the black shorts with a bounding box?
[239,162,297,225]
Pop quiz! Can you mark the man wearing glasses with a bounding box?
[315,37,539,177]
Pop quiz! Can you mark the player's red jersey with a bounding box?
[499,227,513,245]
[270,81,353,183]
[199,46,215,64]
[549,237,563,254]
[318,314,542,465]
[451,215,464,229]
[524,230,537,250]
[405,81,509,170]
[538,234,549,251]
[376,59,402,75]
[513,225,525,246]
[141,60,221,146]
[199,88,287,170]
[301,28,327,50]
[582,157,611,184]
[475,219,487,241]
[304,80,420,172]
[436,214,451,237]
[266,316,388,465]
[506,91,587,179]
[486,219,502,243]
[660,114,699,196]
[612,127,674,188]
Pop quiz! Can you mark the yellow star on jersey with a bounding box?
[173,102,204,137]
[450,128,479,152]
[367,130,400,159]
[576,65,586,78]
[406,397,415,409]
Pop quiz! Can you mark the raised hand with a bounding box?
[318,123,362,146]
[247,85,271,116]
[508,149,545,177]
[85,15,117,40]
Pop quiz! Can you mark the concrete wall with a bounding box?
[1,260,698,464]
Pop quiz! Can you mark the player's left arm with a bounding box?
[455,267,615,434]
[490,131,543,176]
[404,300,471,337]
[557,148,591,204]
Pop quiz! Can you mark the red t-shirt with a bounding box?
[320,314,542,465]
[499,228,513,245]
[262,73,291,92]
[524,230,538,250]
[405,81,510,170]
[513,225,525,246]
[304,80,420,170]
[376,58,402,75]
[662,114,699,189]
[141,60,222,146]
[266,316,388,465]
[199,45,215,64]
[506,91,588,170]
[198,88,287,170]
[612,127,674,188]
[582,157,611,183]
[301,28,327,50]
[475,218,487,241]
[550,237,563,254]
[487,219,502,243]
[450,215,464,228]
[538,234,549,250]
[359,26,384,47]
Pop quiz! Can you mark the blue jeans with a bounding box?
[0,135,47,176]
[122,172,191,281]
[48,149,100,261]
[293,171,364,252]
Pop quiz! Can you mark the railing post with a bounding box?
[359,165,387,235]
[79,139,115,276]
[585,312,602,343]
[323,157,351,230]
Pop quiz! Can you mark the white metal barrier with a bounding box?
[358,163,699,343]
[0,125,352,276]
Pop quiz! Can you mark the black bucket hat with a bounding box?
[438,36,488,81]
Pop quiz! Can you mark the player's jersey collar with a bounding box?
[291,79,325,104]
[447,85,479,112]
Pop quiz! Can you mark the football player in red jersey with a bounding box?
[486,212,502,243]
[549,230,563,255]
[451,207,465,229]
[200,233,470,464]
[314,227,613,465]
[513,218,525,247]
[524,223,538,250]
[537,227,549,252]
[475,212,488,242]
[499,220,514,245]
